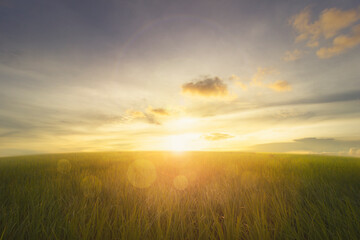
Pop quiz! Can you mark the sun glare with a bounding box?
[168,135,189,152]
[162,117,202,152]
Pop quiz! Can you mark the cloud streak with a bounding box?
[202,133,234,141]
[251,137,360,155]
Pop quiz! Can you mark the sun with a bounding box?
[163,118,204,152]
[168,135,190,152]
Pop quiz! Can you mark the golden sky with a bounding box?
[1,0,360,156]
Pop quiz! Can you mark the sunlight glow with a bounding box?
[166,134,199,152]
[166,117,198,130]
[169,135,190,152]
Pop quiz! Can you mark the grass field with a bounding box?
[0,152,359,239]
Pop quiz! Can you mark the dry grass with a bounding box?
[0,152,359,239]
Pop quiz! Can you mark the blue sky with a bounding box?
[1,0,360,156]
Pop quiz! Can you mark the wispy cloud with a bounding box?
[125,109,160,125]
[268,80,292,92]
[251,137,360,155]
[229,74,247,90]
[126,110,146,119]
[271,89,360,106]
[125,106,172,125]
[251,67,277,86]
[283,49,303,61]
[248,68,292,92]
[202,133,234,141]
[147,107,170,116]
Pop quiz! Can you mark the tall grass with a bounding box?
[0,152,359,239]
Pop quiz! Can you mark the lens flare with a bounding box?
[173,175,188,190]
[57,159,71,174]
[81,176,102,198]
[127,159,157,188]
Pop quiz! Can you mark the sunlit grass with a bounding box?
[0,152,359,239]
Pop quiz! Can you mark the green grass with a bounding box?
[0,152,359,239]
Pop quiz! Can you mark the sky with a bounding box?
[1,0,360,157]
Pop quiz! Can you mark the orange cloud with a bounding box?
[126,109,145,119]
[251,67,277,86]
[268,80,292,92]
[283,49,303,61]
[232,68,292,92]
[229,74,247,90]
[320,7,360,38]
[317,24,360,58]
[290,6,360,48]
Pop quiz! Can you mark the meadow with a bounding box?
[0,152,359,239]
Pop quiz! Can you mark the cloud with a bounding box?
[125,109,161,125]
[290,6,360,48]
[251,67,277,86]
[230,74,247,90]
[202,133,234,141]
[290,7,321,47]
[126,110,146,119]
[182,77,229,97]
[283,49,303,61]
[317,24,360,58]
[251,137,360,155]
[319,7,360,38]
[229,74,240,81]
[269,89,360,107]
[249,68,292,92]
[268,80,292,92]
[148,107,170,116]
[126,106,172,125]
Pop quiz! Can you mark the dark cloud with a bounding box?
[0,131,20,138]
[251,137,360,155]
[148,107,170,116]
[280,89,360,106]
[182,77,229,97]
[184,87,360,119]
[202,133,234,141]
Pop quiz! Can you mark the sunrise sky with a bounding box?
[1,0,360,156]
